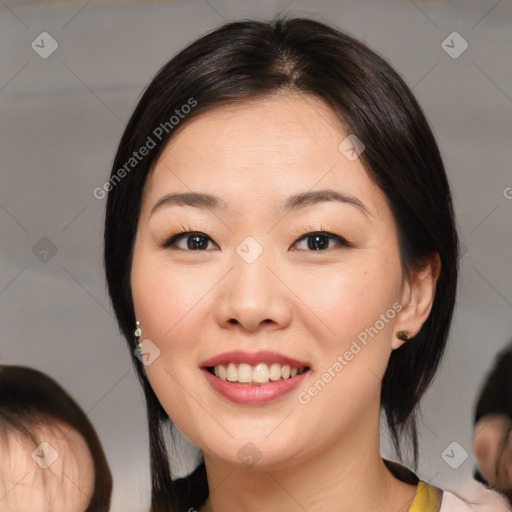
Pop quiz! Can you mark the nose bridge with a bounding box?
[216,234,291,330]
[232,234,276,299]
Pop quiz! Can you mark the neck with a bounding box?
[199,405,417,512]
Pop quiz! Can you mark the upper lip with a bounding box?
[200,350,311,369]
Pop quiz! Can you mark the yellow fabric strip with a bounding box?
[408,481,443,512]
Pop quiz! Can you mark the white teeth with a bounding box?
[226,362,237,382]
[210,363,307,384]
[268,363,282,381]
[238,363,252,383]
[253,363,269,383]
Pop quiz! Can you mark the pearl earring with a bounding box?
[134,321,142,353]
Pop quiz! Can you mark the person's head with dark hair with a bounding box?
[0,365,112,511]
[473,343,512,506]
[103,15,459,512]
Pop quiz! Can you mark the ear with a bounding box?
[392,252,441,350]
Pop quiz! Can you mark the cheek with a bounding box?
[291,256,403,418]
[291,267,401,432]
[132,244,184,333]
[131,250,218,428]
[131,252,215,347]
[294,255,401,348]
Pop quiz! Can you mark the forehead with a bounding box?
[170,92,343,147]
[143,93,387,219]
[0,420,93,481]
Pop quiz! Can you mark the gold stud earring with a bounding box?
[396,330,410,341]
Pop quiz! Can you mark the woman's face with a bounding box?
[131,93,424,470]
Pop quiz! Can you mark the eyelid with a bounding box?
[157,222,213,248]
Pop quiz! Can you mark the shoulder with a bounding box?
[383,459,511,512]
[439,490,509,511]
[409,479,511,512]
[438,480,511,512]
[439,491,481,511]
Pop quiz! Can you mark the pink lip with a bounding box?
[201,367,311,405]
[199,350,311,369]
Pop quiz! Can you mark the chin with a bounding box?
[200,433,308,472]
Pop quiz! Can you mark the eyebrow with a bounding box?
[150,189,370,218]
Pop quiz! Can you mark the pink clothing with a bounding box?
[439,480,511,511]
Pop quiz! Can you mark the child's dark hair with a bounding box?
[0,365,112,511]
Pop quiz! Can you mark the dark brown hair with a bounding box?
[0,365,112,511]
[103,15,459,511]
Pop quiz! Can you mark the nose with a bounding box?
[215,247,292,333]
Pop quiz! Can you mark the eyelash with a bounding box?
[159,225,354,251]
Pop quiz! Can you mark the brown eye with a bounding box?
[162,232,217,250]
[293,231,352,251]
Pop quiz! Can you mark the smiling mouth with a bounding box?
[206,363,310,385]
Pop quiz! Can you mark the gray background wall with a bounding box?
[1,0,511,510]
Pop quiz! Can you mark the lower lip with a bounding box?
[201,368,310,405]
